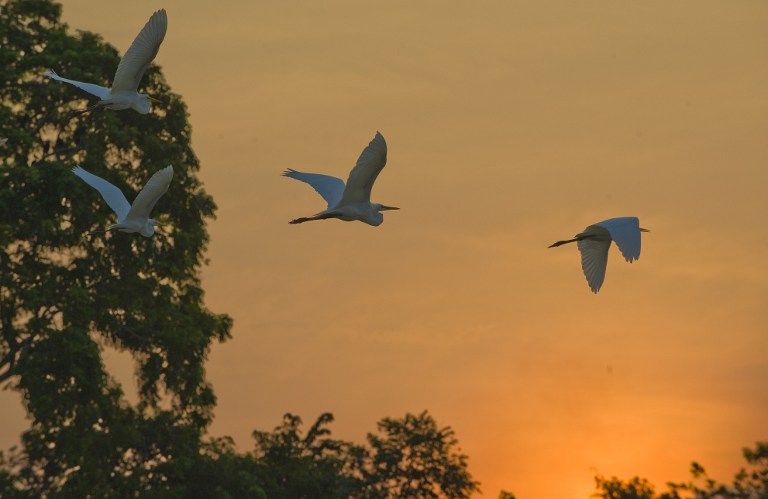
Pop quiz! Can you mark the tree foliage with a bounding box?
[592,442,768,499]
[364,410,480,498]
[0,0,232,495]
[248,411,480,499]
[0,3,481,498]
[592,475,664,499]
[250,412,367,498]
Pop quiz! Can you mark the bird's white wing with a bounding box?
[72,166,131,222]
[283,168,345,209]
[44,70,111,99]
[597,217,642,263]
[125,165,173,222]
[112,9,168,92]
[577,232,612,293]
[339,131,388,205]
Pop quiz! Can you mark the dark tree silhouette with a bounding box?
[0,0,232,495]
[251,413,367,498]
[591,442,768,499]
[1,3,481,498]
[362,410,481,498]
[248,411,481,499]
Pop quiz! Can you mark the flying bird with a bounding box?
[72,165,173,237]
[44,9,168,114]
[283,131,399,226]
[549,217,649,293]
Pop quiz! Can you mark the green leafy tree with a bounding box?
[251,413,367,498]
[0,0,232,496]
[176,436,267,499]
[248,411,480,499]
[592,475,667,499]
[666,442,768,499]
[362,410,481,498]
[592,442,768,499]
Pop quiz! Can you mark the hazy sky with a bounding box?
[2,1,767,497]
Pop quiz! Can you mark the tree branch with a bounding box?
[0,336,33,383]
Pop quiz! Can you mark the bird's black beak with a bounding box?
[640,228,650,232]
[380,205,399,211]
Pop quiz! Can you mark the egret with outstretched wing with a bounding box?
[72,165,173,237]
[283,131,399,226]
[549,217,649,293]
[44,9,167,114]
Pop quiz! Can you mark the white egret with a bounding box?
[283,131,399,226]
[44,9,168,114]
[72,165,173,237]
[549,217,649,293]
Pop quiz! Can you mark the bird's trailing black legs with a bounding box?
[289,213,340,224]
[289,217,311,224]
[70,102,103,116]
[548,234,595,248]
[86,227,111,238]
[548,237,578,248]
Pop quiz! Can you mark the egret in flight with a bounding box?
[283,131,399,226]
[72,165,173,237]
[549,217,649,293]
[44,9,168,114]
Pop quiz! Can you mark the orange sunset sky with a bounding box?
[2,1,767,497]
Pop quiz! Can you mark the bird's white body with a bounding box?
[283,131,399,226]
[44,9,167,114]
[549,216,648,293]
[72,165,173,237]
[324,201,390,226]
